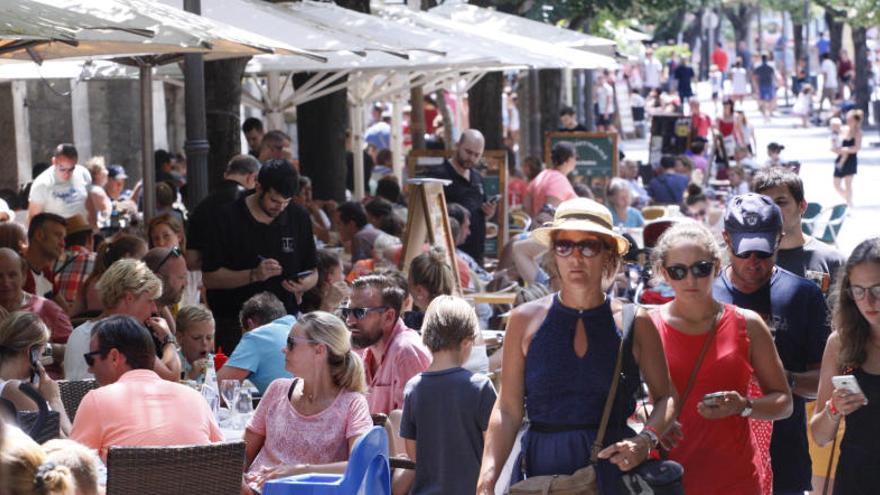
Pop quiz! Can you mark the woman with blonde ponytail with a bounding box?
[242,311,373,493]
[1,426,76,495]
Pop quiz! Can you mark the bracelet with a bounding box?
[638,430,658,450]
[642,425,661,447]
[826,399,842,421]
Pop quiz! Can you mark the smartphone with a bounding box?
[832,375,864,395]
[288,270,314,282]
[29,347,41,387]
[702,392,726,407]
[488,194,501,204]
[39,345,54,366]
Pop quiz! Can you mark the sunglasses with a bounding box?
[733,250,774,260]
[664,260,716,281]
[552,239,606,258]
[848,285,880,301]
[338,306,388,320]
[83,350,107,367]
[286,335,319,350]
[155,246,183,272]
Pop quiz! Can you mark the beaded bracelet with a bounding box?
[826,399,842,421]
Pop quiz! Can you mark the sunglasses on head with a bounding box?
[286,335,319,350]
[733,250,774,260]
[155,246,183,272]
[552,239,606,258]
[848,285,880,301]
[338,306,388,320]
[664,260,716,281]
[83,350,108,367]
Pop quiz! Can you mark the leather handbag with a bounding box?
[509,308,628,495]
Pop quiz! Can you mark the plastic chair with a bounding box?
[814,204,848,247]
[800,202,822,235]
[262,426,390,495]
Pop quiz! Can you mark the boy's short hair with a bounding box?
[421,295,479,353]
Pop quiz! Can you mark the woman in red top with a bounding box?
[648,221,791,494]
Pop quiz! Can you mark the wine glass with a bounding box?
[234,389,254,429]
[220,380,241,409]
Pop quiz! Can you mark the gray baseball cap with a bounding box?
[724,193,783,255]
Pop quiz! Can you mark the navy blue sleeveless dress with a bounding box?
[511,294,640,495]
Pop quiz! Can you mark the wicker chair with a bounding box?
[58,379,98,422]
[106,441,245,495]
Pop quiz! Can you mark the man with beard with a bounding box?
[143,246,188,333]
[713,193,830,495]
[202,160,317,353]
[426,129,496,265]
[344,274,430,414]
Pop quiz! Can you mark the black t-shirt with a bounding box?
[425,159,487,264]
[713,266,830,492]
[202,193,317,319]
[187,179,247,252]
[674,65,695,96]
[776,237,846,296]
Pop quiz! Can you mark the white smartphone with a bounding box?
[832,375,864,395]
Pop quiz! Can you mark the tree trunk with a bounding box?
[852,26,870,116]
[410,86,425,151]
[723,4,755,51]
[467,71,504,150]
[294,75,348,202]
[538,69,562,154]
[583,70,594,131]
[824,8,844,61]
[204,57,249,192]
[434,89,453,150]
[516,72,534,159]
[793,23,804,66]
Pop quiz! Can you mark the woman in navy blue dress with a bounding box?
[477,198,677,495]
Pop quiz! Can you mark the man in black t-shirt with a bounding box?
[425,129,497,265]
[201,160,317,353]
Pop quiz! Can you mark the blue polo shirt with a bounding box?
[224,315,296,394]
[713,266,830,493]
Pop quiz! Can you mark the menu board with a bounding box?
[648,114,692,167]
[544,131,618,203]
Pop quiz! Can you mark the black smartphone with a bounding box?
[702,392,725,407]
[29,347,41,387]
[488,194,501,204]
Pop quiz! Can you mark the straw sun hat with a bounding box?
[530,197,630,255]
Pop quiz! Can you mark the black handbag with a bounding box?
[0,381,61,443]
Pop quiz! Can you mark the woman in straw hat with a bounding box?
[477,198,677,494]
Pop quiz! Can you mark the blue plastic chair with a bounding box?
[262,426,390,495]
[800,202,823,235]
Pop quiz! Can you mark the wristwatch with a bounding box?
[740,398,754,417]
[160,333,177,348]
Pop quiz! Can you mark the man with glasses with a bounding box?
[64,259,181,382]
[713,193,830,495]
[346,274,430,414]
[143,246,188,333]
[27,143,93,224]
[202,160,318,354]
[71,315,221,462]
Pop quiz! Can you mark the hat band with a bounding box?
[557,212,613,231]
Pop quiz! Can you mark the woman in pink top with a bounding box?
[523,142,578,218]
[244,311,373,493]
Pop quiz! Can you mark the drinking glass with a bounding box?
[220,380,241,409]
[234,389,254,429]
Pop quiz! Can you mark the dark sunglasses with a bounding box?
[338,306,388,320]
[155,246,183,272]
[286,335,319,350]
[733,250,774,260]
[552,239,606,258]
[664,260,716,281]
[83,350,107,367]
[848,285,880,301]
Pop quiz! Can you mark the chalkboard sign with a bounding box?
[544,131,618,203]
[648,114,691,167]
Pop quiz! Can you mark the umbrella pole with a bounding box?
[350,102,365,200]
[184,0,209,209]
[140,64,156,223]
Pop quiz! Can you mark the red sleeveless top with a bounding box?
[650,304,761,495]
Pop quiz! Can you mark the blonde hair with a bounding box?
[298,312,366,393]
[0,427,75,495]
[175,305,215,335]
[96,259,162,309]
[409,246,454,300]
[650,221,723,283]
[421,295,479,352]
[0,312,49,365]
[42,440,99,495]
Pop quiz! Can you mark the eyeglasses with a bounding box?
[664,260,716,281]
[552,239,606,258]
[733,250,774,260]
[155,246,183,272]
[83,350,107,367]
[848,285,880,301]
[338,306,388,320]
[286,335,319,350]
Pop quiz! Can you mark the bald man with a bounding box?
[426,129,496,264]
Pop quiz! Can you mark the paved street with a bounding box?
[621,96,880,257]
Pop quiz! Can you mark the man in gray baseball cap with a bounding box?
[713,193,830,494]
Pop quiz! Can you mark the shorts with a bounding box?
[759,85,775,101]
[594,104,611,126]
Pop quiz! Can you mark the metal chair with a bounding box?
[58,379,99,422]
[106,441,245,495]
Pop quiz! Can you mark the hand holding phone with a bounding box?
[701,392,726,408]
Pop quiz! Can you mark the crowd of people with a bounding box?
[0,52,877,495]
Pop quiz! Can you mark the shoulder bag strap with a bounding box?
[679,307,722,405]
[590,303,634,462]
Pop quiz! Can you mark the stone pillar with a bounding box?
[0,82,33,191]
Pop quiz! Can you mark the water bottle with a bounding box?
[201,353,220,419]
[110,207,120,230]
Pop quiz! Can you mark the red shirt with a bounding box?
[691,113,712,139]
[362,319,431,414]
[712,48,729,72]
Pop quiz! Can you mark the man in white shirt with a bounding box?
[27,143,92,224]
[595,73,615,132]
[819,53,838,113]
[642,48,663,95]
